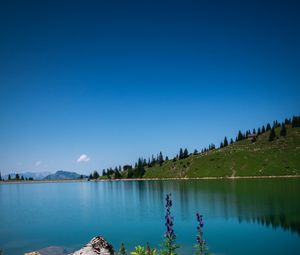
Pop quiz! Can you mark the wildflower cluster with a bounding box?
[161,193,179,255]
[165,193,175,240]
[195,212,208,255]
[120,194,209,255]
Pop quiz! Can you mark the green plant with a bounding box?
[119,243,127,255]
[146,243,156,255]
[131,246,146,255]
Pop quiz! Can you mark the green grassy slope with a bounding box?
[143,125,300,178]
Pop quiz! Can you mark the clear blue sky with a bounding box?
[0,0,299,174]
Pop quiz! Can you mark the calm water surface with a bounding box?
[0,179,300,255]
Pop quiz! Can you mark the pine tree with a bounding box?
[102,170,107,176]
[237,130,244,141]
[220,142,224,148]
[209,144,215,150]
[114,169,121,179]
[280,123,287,136]
[179,148,184,159]
[193,149,198,155]
[21,176,24,181]
[183,148,189,158]
[285,118,291,125]
[133,158,146,178]
[224,137,228,147]
[158,152,164,166]
[266,123,271,131]
[261,125,266,133]
[269,127,276,141]
[92,171,99,179]
[257,127,261,135]
[0,172,2,181]
[151,155,156,165]
[230,138,234,144]
[253,128,256,134]
[16,173,20,180]
[165,156,169,161]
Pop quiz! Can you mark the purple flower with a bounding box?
[196,212,200,222]
[164,193,176,239]
[195,212,207,255]
[196,212,204,228]
[162,193,179,255]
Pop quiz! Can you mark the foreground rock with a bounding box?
[72,236,115,255]
[25,236,115,255]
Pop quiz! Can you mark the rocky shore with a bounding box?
[25,236,115,255]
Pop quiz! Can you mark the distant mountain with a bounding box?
[23,171,51,180]
[43,170,81,180]
[3,171,51,180]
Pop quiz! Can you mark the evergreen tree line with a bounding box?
[87,116,298,180]
[0,172,34,181]
[231,117,294,145]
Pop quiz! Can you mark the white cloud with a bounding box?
[35,161,41,166]
[77,154,90,163]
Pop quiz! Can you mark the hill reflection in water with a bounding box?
[128,178,300,235]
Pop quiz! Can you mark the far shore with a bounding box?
[1,175,300,184]
[0,179,87,184]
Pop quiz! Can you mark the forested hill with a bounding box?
[90,116,300,180]
[143,124,300,178]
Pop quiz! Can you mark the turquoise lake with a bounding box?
[0,179,300,255]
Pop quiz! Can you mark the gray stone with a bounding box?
[71,236,115,255]
[25,236,115,255]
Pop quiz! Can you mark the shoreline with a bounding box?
[1,175,300,184]
[0,179,87,184]
[94,175,300,181]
